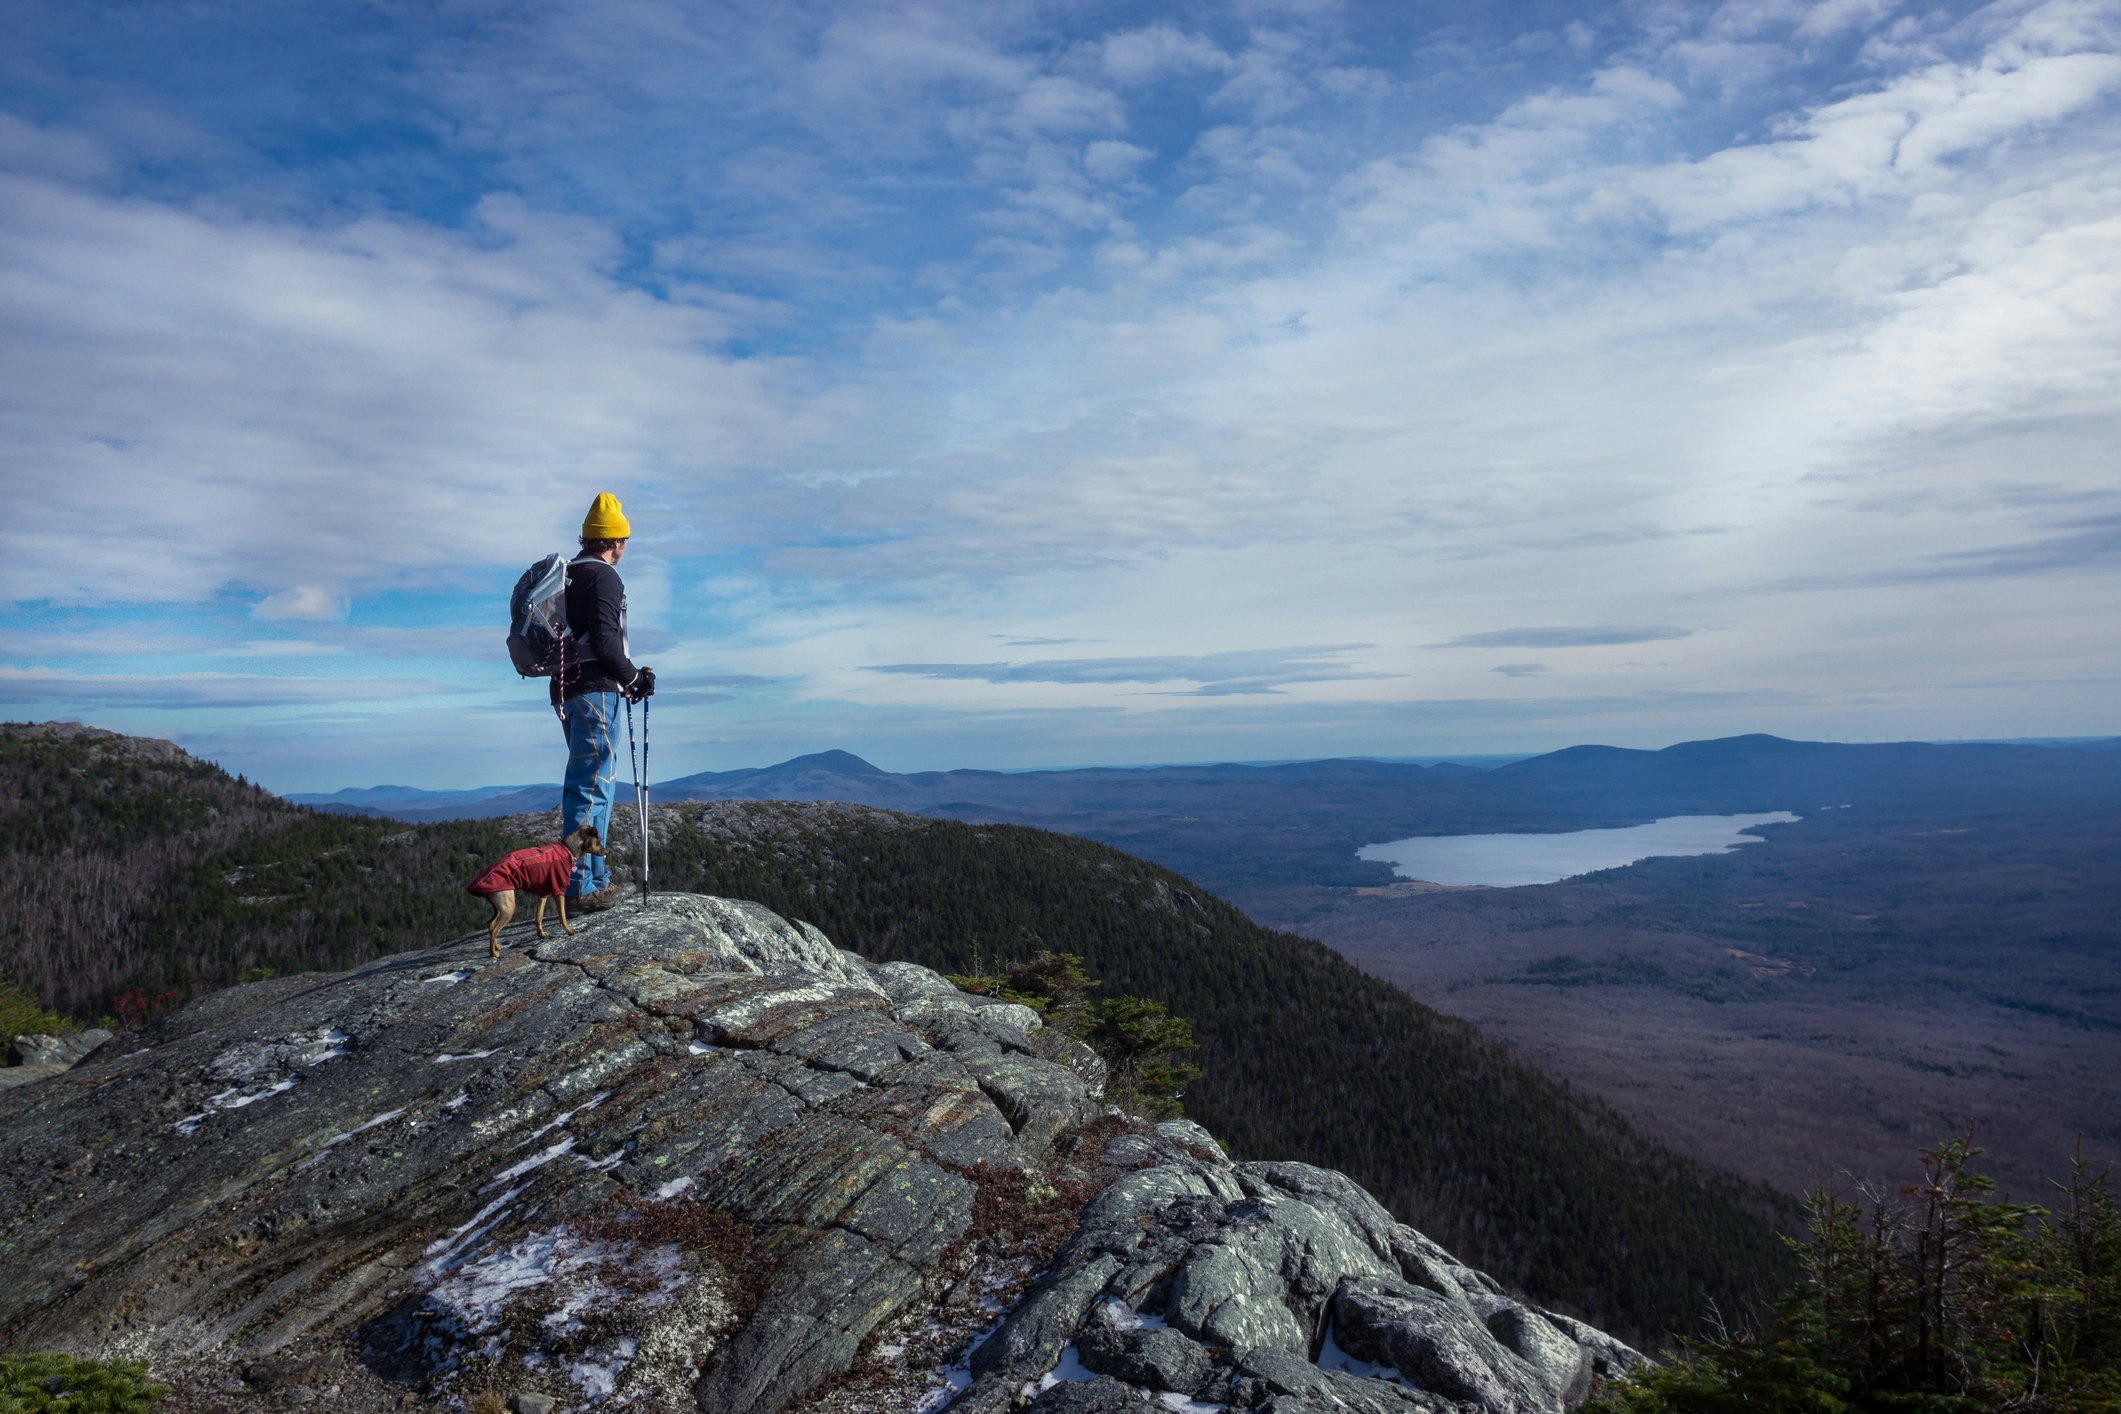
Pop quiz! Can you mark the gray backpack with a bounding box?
[505,553,572,678]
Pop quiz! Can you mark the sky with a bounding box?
[1,0,2117,791]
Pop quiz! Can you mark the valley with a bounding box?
[1253,802,2121,1202]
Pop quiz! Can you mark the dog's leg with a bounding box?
[559,892,579,936]
[487,891,515,958]
[534,893,552,940]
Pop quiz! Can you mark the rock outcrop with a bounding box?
[0,893,1641,1412]
[1,1026,113,1088]
[957,1133,1647,1414]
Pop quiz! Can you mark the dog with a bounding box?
[464,823,607,957]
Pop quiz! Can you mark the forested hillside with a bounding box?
[0,721,1797,1345]
[0,723,520,1017]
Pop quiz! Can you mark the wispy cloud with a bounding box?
[1435,627,1695,649]
[866,645,1384,693]
[253,585,347,621]
[0,667,449,710]
[1768,512,2121,590]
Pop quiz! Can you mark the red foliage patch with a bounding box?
[111,986,182,1030]
[587,1192,767,1311]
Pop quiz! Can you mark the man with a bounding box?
[553,492,655,910]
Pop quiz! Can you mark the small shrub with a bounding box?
[946,1160,1105,1269]
[0,1353,168,1413]
[110,988,182,1031]
[1084,995,1201,1121]
[0,978,75,1063]
[588,1193,766,1311]
[949,950,1200,1120]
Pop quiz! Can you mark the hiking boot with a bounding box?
[569,888,617,913]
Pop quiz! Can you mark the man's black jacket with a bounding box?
[551,555,638,704]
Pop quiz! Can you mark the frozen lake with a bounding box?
[1357,812,1802,887]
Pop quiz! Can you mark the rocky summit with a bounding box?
[0,893,1642,1413]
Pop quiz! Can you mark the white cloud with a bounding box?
[1796,0,1903,41]
[253,585,348,621]
[1097,24,1233,86]
[0,161,836,607]
[1619,46,2121,233]
[1084,138,1154,182]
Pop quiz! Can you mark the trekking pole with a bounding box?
[639,696,651,902]
[625,695,646,906]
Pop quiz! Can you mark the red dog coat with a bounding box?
[466,843,576,898]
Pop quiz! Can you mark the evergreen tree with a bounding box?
[1589,1134,2121,1412]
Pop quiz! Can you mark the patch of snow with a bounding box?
[914,1370,972,1413]
[296,1108,408,1173]
[208,1074,299,1110]
[1033,1343,1097,1393]
[573,1149,626,1173]
[913,1357,977,1414]
[568,1335,643,1405]
[654,1176,694,1199]
[445,1092,471,1110]
[686,1041,717,1055]
[524,1090,612,1144]
[487,1137,577,1189]
[419,1230,684,1403]
[421,970,474,985]
[1156,1395,1229,1412]
[173,1113,208,1136]
[422,1184,528,1276]
[208,1027,346,1084]
[1316,1318,1412,1386]
[1094,1297,1167,1331]
[433,1049,499,1063]
[430,1228,567,1330]
[571,1356,618,1402]
[912,1304,1015,1414]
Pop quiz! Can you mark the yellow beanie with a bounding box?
[581,492,631,540]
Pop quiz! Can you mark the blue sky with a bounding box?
[2,0,2118,790]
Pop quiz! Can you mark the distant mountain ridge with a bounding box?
[289,733,2121,900]
[285,781,550,812]
[298,733,2121,820]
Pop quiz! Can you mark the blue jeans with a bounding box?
[560,691,621,898]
